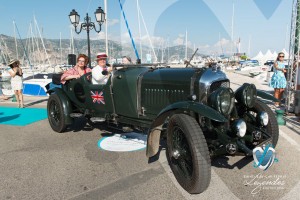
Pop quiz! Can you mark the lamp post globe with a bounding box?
[95,7,105,24]
[69,6,105,68]
[69,9,80,26]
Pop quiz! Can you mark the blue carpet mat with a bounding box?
[0,107,47,126]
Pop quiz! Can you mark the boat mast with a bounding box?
[231,3,235,56]
[34,16,51,67]
[29,23,36,68]
[60,32,62,65]
[248,35,251,57]
[13,21,18,60]
[104,0,108,55]
[219,32,224,56]
[167,36,170,62]
[161,40,164,63]
[14,21,32,67]
[185,29,188,60]
[30,23,36,67]
[137,4,157,62]
[33,21,42,67]
[137,0,143,62]
[24,23,32,67]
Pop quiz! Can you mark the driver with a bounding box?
[92,53,112,84]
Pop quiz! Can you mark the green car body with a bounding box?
[47,65,279,194]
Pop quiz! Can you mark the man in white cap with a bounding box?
[92,53,111,84]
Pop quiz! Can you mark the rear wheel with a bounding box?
[166,114,211,194]
[47,94,67,132]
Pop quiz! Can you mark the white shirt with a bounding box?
[92,65,108,84]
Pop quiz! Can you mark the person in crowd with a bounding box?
[294,56,300,91]
[61,54,92,84]
[122,56,132,64]
[0,74,9,100]
[269,52,287,108]
[8,59,24,108]
[0,91,9,100]
[293,56,300,122]
[92,53,112,84]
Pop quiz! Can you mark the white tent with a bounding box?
[264,49,275,61]
[272,51,278,58]
[252,51,264,61]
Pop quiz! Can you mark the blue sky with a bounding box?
[0,0,293,56]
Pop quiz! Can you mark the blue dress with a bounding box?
[269,61,287,89]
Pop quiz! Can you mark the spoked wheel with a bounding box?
[167,114,211,194]
[246,100,279,147]
[47,94,67,133]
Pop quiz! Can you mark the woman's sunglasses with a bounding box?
[279,55,284,58]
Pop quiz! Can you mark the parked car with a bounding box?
[47,64,279,194]
[264,60,274,72]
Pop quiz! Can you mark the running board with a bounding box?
[90,117,106,123]
[70,113,83,118]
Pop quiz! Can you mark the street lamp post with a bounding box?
[69,7,105,68]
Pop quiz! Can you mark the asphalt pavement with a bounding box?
[0,71,299,200]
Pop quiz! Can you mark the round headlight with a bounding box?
[191,94,197,101]
[187,94,197,101]
[235,83,257,108]
[258,111,269,126]
[208,88,234,115]
[233,119,247,137]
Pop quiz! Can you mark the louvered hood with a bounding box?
[140,68,200,115]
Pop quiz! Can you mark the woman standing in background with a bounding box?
[8,59,24,108]
[269,52,287,108]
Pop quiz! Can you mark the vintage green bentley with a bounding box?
[47,64,279,194]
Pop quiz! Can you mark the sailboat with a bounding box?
[17,17,54,96]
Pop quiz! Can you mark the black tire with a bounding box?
[47,94,67,133]
[250,100,279,147]
[166,114,211,194]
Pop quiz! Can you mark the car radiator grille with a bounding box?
[209,80,230,93]
[143,89,186,106]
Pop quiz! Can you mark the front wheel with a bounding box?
[166,114,211,194]
[47,94,67,132]
[248,100,279,147]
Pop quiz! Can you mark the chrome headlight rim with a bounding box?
[235,83,257,108]
[216,88,234,115]
[233,119,247,137]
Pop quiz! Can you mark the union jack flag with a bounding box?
[91,91,105,104]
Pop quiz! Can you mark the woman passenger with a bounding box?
[61,54,92,84]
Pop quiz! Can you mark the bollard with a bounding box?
[275,109,286,126]
[11,95,17,102]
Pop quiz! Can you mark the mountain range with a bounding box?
[0,34,204,66]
